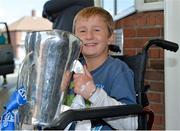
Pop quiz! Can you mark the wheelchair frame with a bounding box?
[45,39,179,130]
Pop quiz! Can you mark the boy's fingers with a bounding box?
[73,73,81,79]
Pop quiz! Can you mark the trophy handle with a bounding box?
[16,51,34,89]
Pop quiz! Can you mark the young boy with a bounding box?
[72,7,138,130]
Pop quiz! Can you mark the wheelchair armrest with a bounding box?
[45,104,143,130]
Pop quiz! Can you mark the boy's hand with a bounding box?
[73,65,96,99]
[61,71,71,91]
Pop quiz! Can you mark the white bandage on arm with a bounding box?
[89,88,138,130]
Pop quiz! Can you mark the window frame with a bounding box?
[114,1,136,21]
[98,0,164,21]
[135,0,164,12]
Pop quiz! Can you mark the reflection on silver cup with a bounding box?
[17,30,82,128]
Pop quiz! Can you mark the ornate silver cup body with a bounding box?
[17,30,82,129]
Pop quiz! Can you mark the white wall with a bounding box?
[164,0,180,129]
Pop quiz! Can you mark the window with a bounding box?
[136,0,164,12]
[98,0,164,20]
[115,0,135,20]
[101,0,115,15]
[0,23,8,44]
[144,0,163,3]
[114,29,124,55]
[100,0,136,21]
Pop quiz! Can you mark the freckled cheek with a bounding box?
[81,46,94,55]
[81,46,88,53]
[76,35,85,42]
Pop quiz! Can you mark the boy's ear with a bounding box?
[108,33,115,45]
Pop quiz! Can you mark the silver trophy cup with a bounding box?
[17,30,82,129]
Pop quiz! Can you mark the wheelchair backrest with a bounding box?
[111,39,179,106]
[112,52,148,106]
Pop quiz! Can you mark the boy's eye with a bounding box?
[79,30,86,33]
[95,29,100,31]
[80,30,85,32]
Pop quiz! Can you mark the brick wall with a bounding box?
[115,11,164,129]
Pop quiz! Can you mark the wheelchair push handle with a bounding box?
[144,39,179,52]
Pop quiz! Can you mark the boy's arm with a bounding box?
[89,88,138,130]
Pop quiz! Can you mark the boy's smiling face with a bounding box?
[75,15,114,58]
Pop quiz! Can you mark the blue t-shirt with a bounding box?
[67,56,136,130]
[65,56,136,106]
[90,56,136,104]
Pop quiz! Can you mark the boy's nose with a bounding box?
[85,31,93,39]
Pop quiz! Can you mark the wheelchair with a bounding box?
[45,39,178,130]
